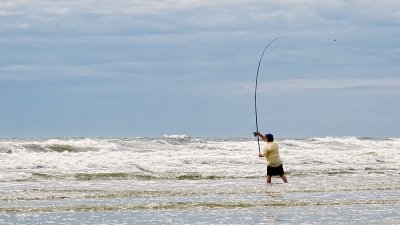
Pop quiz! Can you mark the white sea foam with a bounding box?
[163,134,188,139]
[0,137,399,182]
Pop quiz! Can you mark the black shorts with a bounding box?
[267,164,285,176]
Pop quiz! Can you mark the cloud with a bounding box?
[218,79,400,95]
[2,0,399,40]
[1,0,399,81]
[4,0,398,31]
[263,79,400,91]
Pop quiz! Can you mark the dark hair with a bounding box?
[265,133,274,142]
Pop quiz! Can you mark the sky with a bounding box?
[0,0,399,138]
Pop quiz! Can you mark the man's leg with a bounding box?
[266,175,272,183]
[280,175,288,183]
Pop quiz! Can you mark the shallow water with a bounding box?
[1,176,399,224]
[2,204,400,225]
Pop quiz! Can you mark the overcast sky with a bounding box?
[1,0,399,138]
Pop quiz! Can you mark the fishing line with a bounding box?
[254,36,286,155]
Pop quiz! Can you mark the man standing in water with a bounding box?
[254,131,288,184]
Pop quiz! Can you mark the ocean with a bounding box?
[0,135,399,224]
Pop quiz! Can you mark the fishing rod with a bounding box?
[254,36,286,155]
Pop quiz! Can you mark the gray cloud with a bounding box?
[258,79,400,92]
[209,79,400,95]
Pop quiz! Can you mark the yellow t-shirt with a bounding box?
[262,141,282,167]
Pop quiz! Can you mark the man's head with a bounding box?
[265,133,274,142]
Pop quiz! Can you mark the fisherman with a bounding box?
[254,131,288,184]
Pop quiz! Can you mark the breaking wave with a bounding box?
[0,136,399,182]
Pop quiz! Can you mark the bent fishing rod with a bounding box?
[254,36,286,155]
